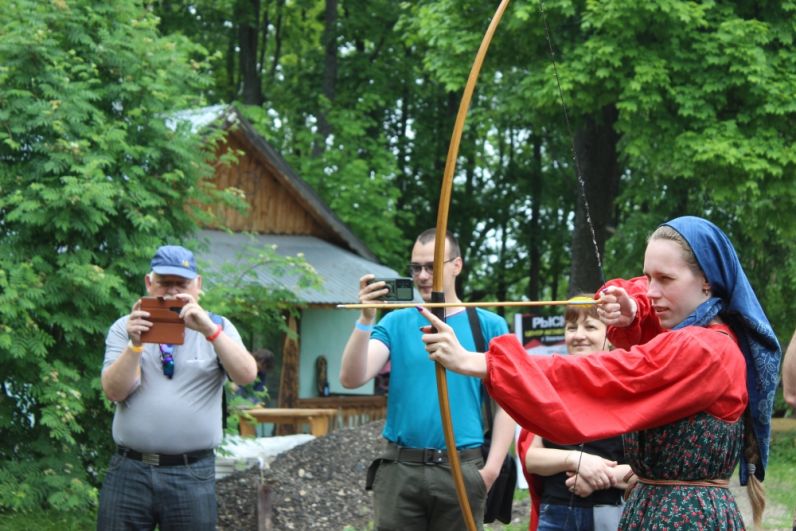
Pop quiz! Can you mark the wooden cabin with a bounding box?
[178,105,402,431]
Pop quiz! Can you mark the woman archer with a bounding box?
[418,216,781,529]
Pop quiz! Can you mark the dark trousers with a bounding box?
[97,453,216,531]
[371,456,487,530]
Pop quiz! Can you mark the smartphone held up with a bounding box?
[367,277,415,302]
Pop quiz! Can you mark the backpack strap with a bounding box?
[466,306,486,352]
[466,307,493,432]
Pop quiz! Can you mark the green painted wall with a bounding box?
[299,307,375,397]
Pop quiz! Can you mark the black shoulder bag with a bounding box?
[466,307,517,524]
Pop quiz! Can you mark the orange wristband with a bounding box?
[128,340,144,353]
[206,324,223,342]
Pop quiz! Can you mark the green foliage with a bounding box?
[152,1,796,330]
[0,0,219,513]
[222,392,268,438]
[402,0,796,329]
[393,1,586,303]
[763,426,796,528]
[198,235,322,343]
[564,1,796,339]
[245,0,416,268]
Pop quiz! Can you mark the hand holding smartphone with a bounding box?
[366,277,415,302]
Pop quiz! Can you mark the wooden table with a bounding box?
[238,407,338,437]
[297,395,387,429]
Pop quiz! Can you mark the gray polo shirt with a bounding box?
[103,314,243,454]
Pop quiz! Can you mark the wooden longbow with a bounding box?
[429,2,512,529]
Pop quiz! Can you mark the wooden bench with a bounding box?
[238,407,338,437]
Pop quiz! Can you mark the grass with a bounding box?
[760,425,796,529]
[482,488,528,530]
[0,510,95,531]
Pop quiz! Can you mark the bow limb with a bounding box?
[431,1,512,529]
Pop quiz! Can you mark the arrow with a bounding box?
[337,299,595,310]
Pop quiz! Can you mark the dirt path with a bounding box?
[732,483,793,531]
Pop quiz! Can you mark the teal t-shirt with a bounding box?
[371,307,509,449]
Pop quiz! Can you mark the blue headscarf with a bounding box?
[665,216,781,483]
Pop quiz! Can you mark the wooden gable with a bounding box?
[207,131,334,238]
[199,108,375,261]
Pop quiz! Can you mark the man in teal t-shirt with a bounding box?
[340,229,515,529]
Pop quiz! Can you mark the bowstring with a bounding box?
[538,0,605,287]
[538,1,608,526]
[568,443,586,525]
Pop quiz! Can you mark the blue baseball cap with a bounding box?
[150,245,198,279]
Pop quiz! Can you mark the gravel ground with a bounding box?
[217,420,383,530]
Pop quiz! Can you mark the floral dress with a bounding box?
[620,413,744,529]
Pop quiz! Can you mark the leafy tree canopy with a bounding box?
[1,0,223,512]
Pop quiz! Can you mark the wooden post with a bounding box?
[277,314,299,434]
[257,481,273,531]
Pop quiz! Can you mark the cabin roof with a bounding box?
[197,229,411,305]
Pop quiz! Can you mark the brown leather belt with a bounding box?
[384,442,482,465]
[117,446,213,467]
[638,477,730,488]
[624,471,729,501]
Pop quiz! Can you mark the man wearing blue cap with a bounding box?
[97,245,257,530]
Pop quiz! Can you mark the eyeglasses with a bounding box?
[154,279,192,290]
[159,344,175,379]
[408,258,457,276]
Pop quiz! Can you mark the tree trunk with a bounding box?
[269,0,285,79]
[226,30,237,102]
[495,224,508,318]
[312,0,338,158]
[455,131,478,298]
[396,77,410,204]
[257,0,271,82]
[237,0,263,106]
[568,105,620,295]
[550,208,565,301]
